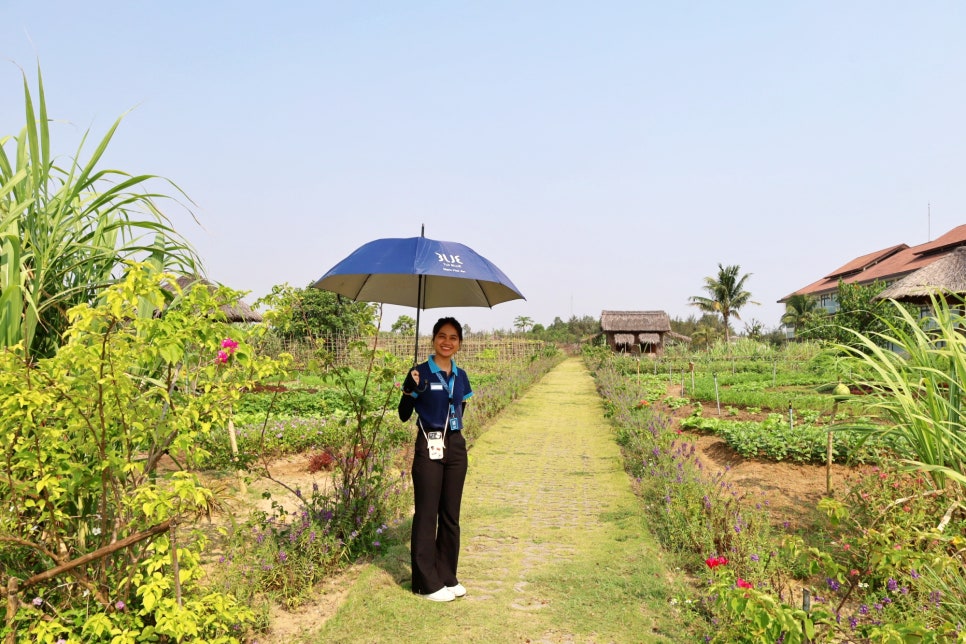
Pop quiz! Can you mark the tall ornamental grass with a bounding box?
[837,294,966,492]
[0,66,197,360]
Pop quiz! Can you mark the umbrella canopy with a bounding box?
[313,232,524,363]
[312,236,523,309]
[875,247,966,305]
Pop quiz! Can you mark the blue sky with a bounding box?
[3,2,965,335]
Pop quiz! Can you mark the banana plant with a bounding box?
[0,65,198,360]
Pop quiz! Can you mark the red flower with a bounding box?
[736,578,753,589]
[705,556,729,569]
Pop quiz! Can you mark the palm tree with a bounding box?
[0,67,198,359]
[689,263,757,344]
[514,315,534,333]
[781,294,820,335]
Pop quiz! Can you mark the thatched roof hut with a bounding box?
[600,310,671,333]
[875,247,966,305]
[600,310,675,355]
[164,275,263,323]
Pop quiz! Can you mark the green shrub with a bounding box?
[0,266,282,642]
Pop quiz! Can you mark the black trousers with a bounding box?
[410,428,468,594]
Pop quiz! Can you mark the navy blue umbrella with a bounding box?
[313,228,524,362]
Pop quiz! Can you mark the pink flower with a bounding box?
[221,338,238,351]
[217,350,230,364]
[736,578,753,589]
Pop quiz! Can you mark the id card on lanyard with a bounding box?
[436,371,461,432]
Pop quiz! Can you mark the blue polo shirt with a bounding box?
[409,355,473,431]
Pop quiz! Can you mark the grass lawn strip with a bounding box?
[312,357,695,643]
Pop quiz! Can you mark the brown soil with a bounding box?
[651,383,855,531]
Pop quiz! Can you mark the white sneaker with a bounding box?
[420,587,455,602]
[447,583,467,597]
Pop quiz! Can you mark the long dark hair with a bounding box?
[433,317,463,342]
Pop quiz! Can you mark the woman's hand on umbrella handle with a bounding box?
[402,370,420,394]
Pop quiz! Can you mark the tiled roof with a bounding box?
[911,223,966,256]
[779,226,966,301]
[823,244,907,280]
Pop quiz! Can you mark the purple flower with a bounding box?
[31,597,43,607]
[910,569,921,579]
[826,578,841,592]
[887,578,898,592]
[859,604,869,615]
[750,554,760,562]
[373,540,381,548]
[115,600,126,611]
[278,552,287,562]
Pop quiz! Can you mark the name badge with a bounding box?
[430,382,444,391]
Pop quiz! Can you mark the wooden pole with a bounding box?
[827,400,839,496]
[714,373,721,416]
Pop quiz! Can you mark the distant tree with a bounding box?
[514,315,534,333]
[689,263,758,343]
[531,323,545,333]
[742,318,766,340]
[797,280,914,350]
[781,294,821,335]
[257,283,377,342]
[534,314,601,344]
[670,314,726,339]
[392,315,416,335]
[690,325,722,349]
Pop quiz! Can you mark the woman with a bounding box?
[398,317,473,602]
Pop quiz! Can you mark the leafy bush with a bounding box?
[0,266,283,642]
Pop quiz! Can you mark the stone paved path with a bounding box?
[314,357,686,642]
